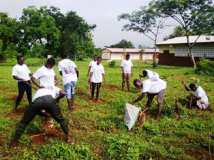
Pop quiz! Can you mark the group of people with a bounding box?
[9,53,209,146]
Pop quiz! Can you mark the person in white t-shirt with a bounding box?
[120,54,133,91]
[12,54,32,110]
[88,56,105,101]
[58,54,79,111]
[31,57,57,90]
[182,82,209,110]
[87,56,97,93]
[140,69,159,81]
[87,56,97,76]
[9,87,71,147]
[131,78,167,119]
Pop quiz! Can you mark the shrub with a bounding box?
[38,141,94,160]
[195,59,214,76]
[108,60,116,68]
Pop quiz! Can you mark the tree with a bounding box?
[40,7,96,59]
[164,26,186,40]
[118,6,164,67]
[19,6,60,56]
[109,39,135,48]
[0,13,18,58]
[152,0,214,69]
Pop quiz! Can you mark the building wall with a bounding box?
[142,54,153,61]
[102,51,111,60]
[158,43,214,58]
[111,53,124,60]
[159,53,201,66]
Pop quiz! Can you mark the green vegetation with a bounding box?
[0,59,213,159]
[195,59,214,76]
[0,6,96,60]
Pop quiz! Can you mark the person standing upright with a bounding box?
[121,54,133,91]
[88,56,105,101]
[58,54,79,111]
[12,54,32,110]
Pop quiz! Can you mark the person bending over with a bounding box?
[182,82,209,110]
[9,87,71,147]
[140,69,159,81]
[131,78,167,119]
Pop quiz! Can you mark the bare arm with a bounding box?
[75,68,79,78]
[182,81,190,91]
[31,77,41,89]
[132,93,145,104]
[87,66,91,77]
[88,72,93,83]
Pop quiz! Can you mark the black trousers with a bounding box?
[15,81,32,108]
[91,83,101,99]
[12,95,68,141]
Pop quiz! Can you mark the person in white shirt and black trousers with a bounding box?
[120,54,133,92]
[12,54,32,110]
[88,56,105,101]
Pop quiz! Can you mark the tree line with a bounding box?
[0,6,97,60]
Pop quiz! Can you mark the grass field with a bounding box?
[0,58,214,160]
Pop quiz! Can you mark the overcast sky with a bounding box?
[0,0,176,48]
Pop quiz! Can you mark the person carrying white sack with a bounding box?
[131,78,167,120]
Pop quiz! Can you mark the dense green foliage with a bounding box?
[195,59,214,76]
[0,59,213,159]
[109,39,135,48]
[0,6,96,59]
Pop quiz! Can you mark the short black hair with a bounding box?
[189,83,196,90]
[61,54,67,59]
[97,56,102,60]
[16,54,24,61]
[126,54,130,58]
[142,70,147,77]
[46,57,55,66]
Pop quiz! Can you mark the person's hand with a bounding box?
[88,78,91,83]
[181,80,185,85]
[39,86,45,89]
[59,90,65,97]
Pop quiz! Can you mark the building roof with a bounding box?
[157,35,214,45]
[103,48,159,53]
[103,48,142,53]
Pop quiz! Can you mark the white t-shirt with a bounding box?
[121,60,133,74]
[12,64,31,81]
[58,59,78,84]
[33,66,55,88]
[146,70,159,81]
[90,64,105,83]
[142,79,167,94]
[32,87,61,101]
[194,86,209,105]
[89,60,97,67]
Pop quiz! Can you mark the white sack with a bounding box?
[124,103,141,130]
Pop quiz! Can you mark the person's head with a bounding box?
[93,55,97,61]
[61,54,67,59]
[189,83,197,91]
[17,54,24,65]
[142,70,148,77]
[133,79,142,89]
[96,56,102,65]
[45,57,55,69]
[125,54,130,60]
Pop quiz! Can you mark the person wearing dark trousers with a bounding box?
[91,83,102,100]
[12,54,32,110]
[9,87,71,147]
[88,57,105,101]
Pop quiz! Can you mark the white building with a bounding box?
[101,48,159,61]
